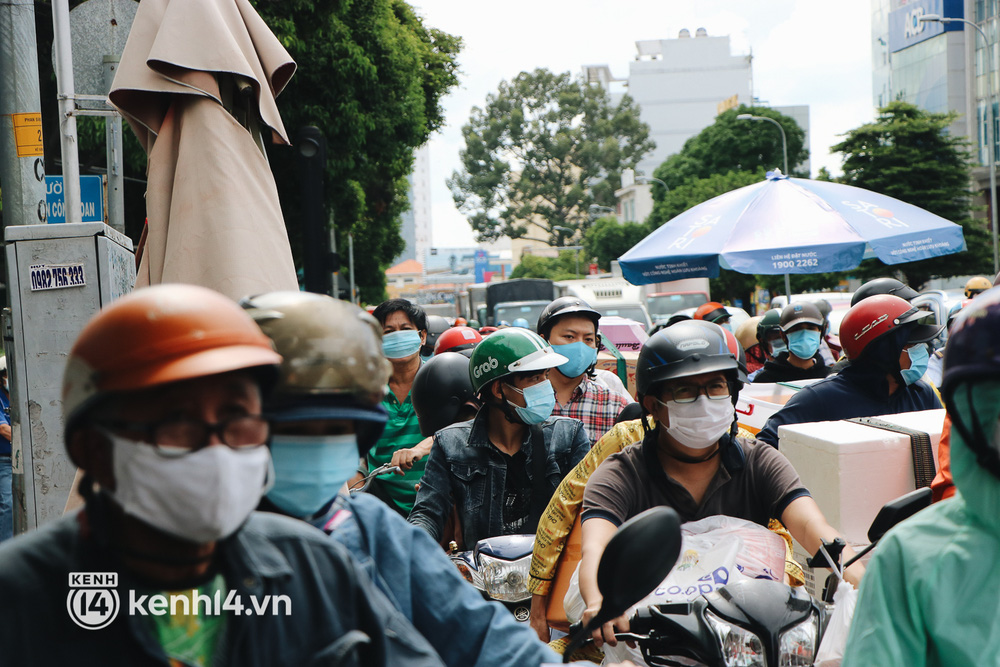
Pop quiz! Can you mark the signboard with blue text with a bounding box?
[45,175,105,224]
[888,0,963,53]
[474,249,489,283]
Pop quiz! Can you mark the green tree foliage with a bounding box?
[509,251,581,281]
[583,216,650,271]
[831,101,990,288]
[254,0,461,302]
[653,105,808,189]
[448,69,654,245]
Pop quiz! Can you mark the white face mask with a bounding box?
[104,432,272,543]
[656,395,735,450]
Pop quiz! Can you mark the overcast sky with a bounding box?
[409,0,876,249]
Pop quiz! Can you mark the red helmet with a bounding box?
[434,326,483,355]
[694,301,729,324]
[839,294,941,360]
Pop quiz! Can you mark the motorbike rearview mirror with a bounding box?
[561,506,682,663]
[867,487,932,543]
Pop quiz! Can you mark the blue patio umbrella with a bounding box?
[619,172,967,289]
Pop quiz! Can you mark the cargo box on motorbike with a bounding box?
[778,408,945,596]
[734,380,820,435]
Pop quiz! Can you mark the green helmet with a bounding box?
[756,308,782,345]
[468,328,568,394]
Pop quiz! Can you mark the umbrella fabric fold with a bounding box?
[110,0,299,300]
[619,174,966,286]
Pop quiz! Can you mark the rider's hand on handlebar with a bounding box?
[583,607,632,649]
[390,448,422,473]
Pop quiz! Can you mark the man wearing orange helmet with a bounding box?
[693,301,732,330]
[0,285,442,666]
[757,294,943,447]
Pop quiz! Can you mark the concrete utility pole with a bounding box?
[52,0,83,225]
[0,0,48,229]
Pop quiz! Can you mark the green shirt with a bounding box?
[148,574,227,667]
[367,390,427,514]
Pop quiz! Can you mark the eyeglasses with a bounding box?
[98,415,271,457]
[665,380,732,404]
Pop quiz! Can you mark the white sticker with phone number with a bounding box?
[29,263,86,291]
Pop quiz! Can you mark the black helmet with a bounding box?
[851,278,919,306]
[412,352,477,437]
[422,316,452,357]
[636,321,739,398]
[536,296,601,339]
[779,302,826,332]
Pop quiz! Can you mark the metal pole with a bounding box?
[0,0,47,229]
[784,273,792,302]
[103,56,125,233]
[330,212,339,299]
[52,0,82,224]
[736,114,788,175]
[348,232,356,304]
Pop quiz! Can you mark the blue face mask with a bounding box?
[505,379,556,425]
[769,339,787,357]
[382,329,423,360]
[901,344,930,386]
[551,341,598,378]
[267,434,360,518]
[786,329,821,360]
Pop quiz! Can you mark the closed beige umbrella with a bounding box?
[109,0,298,299]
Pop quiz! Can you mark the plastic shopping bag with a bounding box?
[815,578,858,667]
[562,516,787,666]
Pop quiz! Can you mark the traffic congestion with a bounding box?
[2,0,999,665]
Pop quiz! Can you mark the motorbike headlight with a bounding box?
[705,611,766,667]
[478,553,531,602]
[778,613,819,667]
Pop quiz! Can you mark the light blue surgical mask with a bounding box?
[901,344,930,386]
[769,339,787,357]
[382,329,423,359]
[505,379,556,425]
[267,434,360,518]
[786,329,821,360]
[551,342,598,378]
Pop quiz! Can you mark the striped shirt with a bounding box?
[366,391,426,515]
[551,378,631,445]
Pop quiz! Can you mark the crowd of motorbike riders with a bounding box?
[0,274,997,665]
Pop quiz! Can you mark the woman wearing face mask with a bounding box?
[353,298,430,517]
[752,302,832,383]
[408,328,591,549]
[577,322,864,648]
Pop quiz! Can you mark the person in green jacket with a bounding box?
[843,286,1000,666]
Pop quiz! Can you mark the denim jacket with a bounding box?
[316,493,560,667]
[407,411,590,549]
[0,505,443,667]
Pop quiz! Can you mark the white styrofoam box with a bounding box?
[778,409,945,546]
[735,379,822,435]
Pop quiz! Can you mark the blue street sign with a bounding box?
[45,175,105,224]
[474,249,489,283]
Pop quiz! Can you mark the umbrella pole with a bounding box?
[784,273,792,302]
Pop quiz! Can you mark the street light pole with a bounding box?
[921,14,1000,275]
[737,113,792,299]
[736,113,788,176]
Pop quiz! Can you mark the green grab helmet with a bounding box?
[756,308,782,345]
[468,327,568,394]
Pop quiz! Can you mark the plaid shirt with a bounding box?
[551,377,631,445]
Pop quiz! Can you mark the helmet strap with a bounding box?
[496,383,525,425]
[660,439,720,464]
